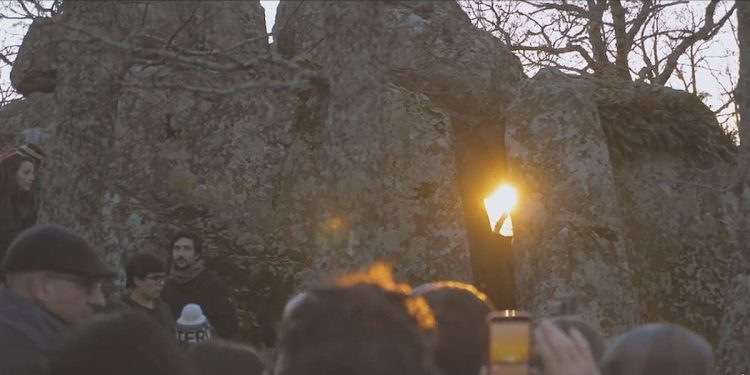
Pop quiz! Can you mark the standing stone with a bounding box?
[10,19,59,96]
[597,82,736,345]
[277,1,472,283]
[717,1,750,373]
[508,69,737,339]
[506,69,639,335]
[0,93,56,148]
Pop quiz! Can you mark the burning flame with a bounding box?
[484,184,518,237]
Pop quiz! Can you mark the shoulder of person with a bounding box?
[200,267,228,286]
[100,294,130,312]
[157,298,172,311]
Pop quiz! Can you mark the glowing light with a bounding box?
[325,217,344,231]
[484,184,518,237]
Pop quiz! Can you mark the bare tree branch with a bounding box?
[653,0,736,84]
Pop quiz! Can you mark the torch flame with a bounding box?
[484,184,518,237]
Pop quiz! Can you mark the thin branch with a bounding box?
[165,4,199,51]
[653,0,736,84]
[125,77,313,95]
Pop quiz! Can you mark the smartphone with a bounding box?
[487,311,531,375]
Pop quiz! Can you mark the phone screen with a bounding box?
[489,317,531,364]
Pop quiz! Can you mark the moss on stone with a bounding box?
[593,79,736,166]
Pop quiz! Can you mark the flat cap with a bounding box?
[2,224,114,279]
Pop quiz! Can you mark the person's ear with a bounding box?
[133,276,146,287]
[29,273,55,305]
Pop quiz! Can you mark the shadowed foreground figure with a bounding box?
[0,224,111,375]
[549,317,605,364]
[275,263,438,375]
[411,281,494,375]
[600,323,713,375]
[188,339,265,375]
[47,311,197,375]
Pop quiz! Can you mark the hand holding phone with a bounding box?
[533,320,600,375]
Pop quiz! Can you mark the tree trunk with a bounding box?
[716,2,750,374]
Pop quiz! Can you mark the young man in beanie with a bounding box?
[120,251,174,332]
[161,230,239,339]
[0,224,112,375]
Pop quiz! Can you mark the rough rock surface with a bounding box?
[275,0,524,306]
[277,1,523,118]
[507,69,736,338]
[716,2,750,373]
[506,69,640,335]
[4,0,736,352]
[3,0,496,343]
[274,1,472,283]
[37,0,278,342]
[0,93,56,147]
[598,82,736,344]
[10,20,59,96]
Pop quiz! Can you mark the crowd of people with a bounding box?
[0,143,718,375]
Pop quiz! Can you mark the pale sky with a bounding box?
[261,0,278,35]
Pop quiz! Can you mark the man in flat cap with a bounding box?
[0,224,112,374]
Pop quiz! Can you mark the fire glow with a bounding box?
[484,184,518,237]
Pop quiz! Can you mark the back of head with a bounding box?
[47,311,196,375]
[600,323,713,375]
[550,317,605,363]
[188,340,265,375]
[412,281,493,375]
[277,263,437,375]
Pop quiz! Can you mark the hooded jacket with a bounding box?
[161,268,238,339]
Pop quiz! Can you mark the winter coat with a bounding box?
[117,294,176,334]
[0,285,66,375]
[161,268,238,339]
[0,194,36,275]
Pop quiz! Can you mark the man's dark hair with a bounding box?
[125,252,166,288]
[47,311,197,375]
[188,340,265,375]
[169,230,203,257]
[276,263,437,375]
[412,281,494,375]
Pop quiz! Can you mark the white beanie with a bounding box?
[175,304,213,343]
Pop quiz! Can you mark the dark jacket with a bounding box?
[0,285,66,375]
[161,268,238,339]
[117,294,175,333]
[0,194,35,275]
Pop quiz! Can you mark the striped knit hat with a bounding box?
[16,143,44,164]
[175,304,213,344]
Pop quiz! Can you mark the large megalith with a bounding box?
[507,69,736,339]
[506,69,640,335]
